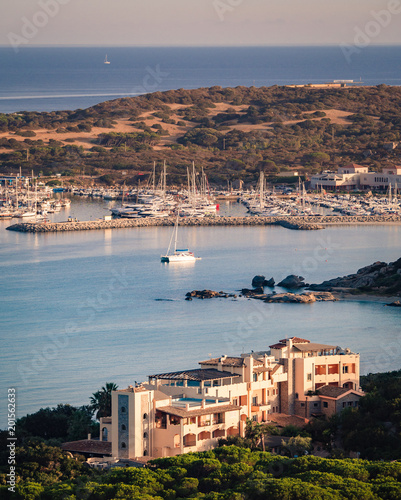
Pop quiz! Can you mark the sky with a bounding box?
[1,0,401,47]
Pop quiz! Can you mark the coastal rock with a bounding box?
[264,278,275,287]
[309,257,401,296]
[264,291,337,303]
[277,275,306,289]
[242,287,264,296]
[265,293,316,303]
[252,275,266,287]
[186,290,234,299]
[251,275,275,288]
[386,301,401,307]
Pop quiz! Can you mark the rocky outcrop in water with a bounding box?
[185,290,236,300]
[309,258,401,296]
[386,300,401,307]
[264,291,337,303]
[277,275,307,289]
[251,275,275,287]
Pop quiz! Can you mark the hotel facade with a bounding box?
[310,164,401,191]
[102,337,363,459]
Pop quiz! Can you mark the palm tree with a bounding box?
[90,382,118,419]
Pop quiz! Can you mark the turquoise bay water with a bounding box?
[1,202,401,426]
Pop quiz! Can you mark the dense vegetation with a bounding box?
[1,443,401,499]
[1,85,400,186]
[2,372,401,498]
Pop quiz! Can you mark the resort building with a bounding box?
[311,164,401,191]
[107,337,363,459]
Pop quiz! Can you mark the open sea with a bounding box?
[0,45,401,113]
[1,46,401,426]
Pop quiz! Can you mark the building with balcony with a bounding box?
[109,337,363,459]
[311,164,401,191]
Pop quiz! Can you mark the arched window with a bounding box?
[143,413,148,420]
[121,424,126,431]
[143,432,148,439]
[121,442,126,448]
[143,450,148,456]
[121,406,126,413]
[102,427,108,441]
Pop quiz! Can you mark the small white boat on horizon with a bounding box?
[104,54,110,65]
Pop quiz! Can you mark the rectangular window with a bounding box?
[300,403,305,407]
[328,364,339,375]
[253,373,258,382]
[315,365,327,376]
[307,373,312,381]
[343,366,349,374]
[323,402,328,408]
[252,396,258,405]
[233,398,238,406]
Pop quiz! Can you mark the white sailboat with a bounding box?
[104,54,110,65]
[161,214,200,263]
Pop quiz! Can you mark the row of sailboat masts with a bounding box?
[143,160,211,201]
[387,182,398,205]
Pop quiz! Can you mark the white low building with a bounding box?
[311,164,401,191]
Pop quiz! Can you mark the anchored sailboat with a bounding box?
[104,54,110,65]
[161,214,200,263]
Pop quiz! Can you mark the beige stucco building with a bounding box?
[106,337,363,459]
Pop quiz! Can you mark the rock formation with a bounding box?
[308,258,401,296]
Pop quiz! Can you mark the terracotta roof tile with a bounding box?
[317,385,364,399]
[199,357,245,367]
[267,413,309,428]
[61,440,111,455]
[149,368,239,381]
[279,337,310,344]
[157,404,241,418]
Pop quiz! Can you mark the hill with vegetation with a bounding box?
[2,370,401,498]
[0,85,400,186]
[1,443,401,499]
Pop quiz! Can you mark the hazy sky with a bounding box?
[2,0,401,47]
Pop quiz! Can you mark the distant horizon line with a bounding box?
[0,43,401,49]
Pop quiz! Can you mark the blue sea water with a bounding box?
[0,198,401,426]
[0,45,400,113]
[1,46,401,426]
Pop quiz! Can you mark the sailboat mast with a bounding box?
[163,160,166,201]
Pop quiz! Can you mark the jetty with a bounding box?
[6,213,401,233]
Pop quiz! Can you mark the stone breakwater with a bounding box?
[5,214,401,233]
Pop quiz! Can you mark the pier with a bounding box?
[6,214,401,233]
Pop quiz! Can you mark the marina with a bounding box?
[1,192,401,426]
